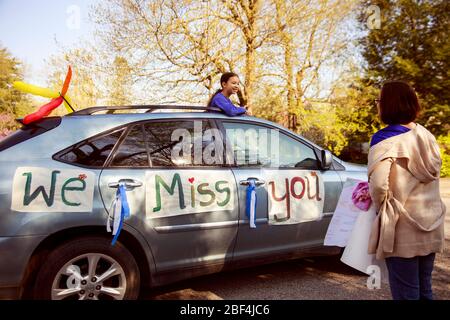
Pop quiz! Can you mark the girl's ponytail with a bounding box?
[207,89,222,108]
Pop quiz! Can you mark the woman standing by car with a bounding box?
[207,72,248,116]
[367,80,446,300]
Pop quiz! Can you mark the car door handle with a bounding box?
[108,179,143,189]
[239,178,265,187]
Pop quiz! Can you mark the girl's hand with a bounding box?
[237,88,247,107]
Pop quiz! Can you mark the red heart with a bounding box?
[188,177,194,183]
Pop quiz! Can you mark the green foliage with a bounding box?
[359,0,450,136]
[333,79,382,144]
[0,46,24,114]
[252,87,286,124]
[326,76,382,163]
[253,87,350,156]
[437,134,450,177]
[0,45,33,137]
[108,56,133,106]
[298,103,349,156]
[0,113,18,138]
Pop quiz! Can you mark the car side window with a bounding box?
[144,120,221,167]
[54,128,124,167]
[110,124,149,167]
[278,132,319,169]
[222,122,270,167]
[108,120,222,167]
[222,121,319,169]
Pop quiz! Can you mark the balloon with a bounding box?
[13,66,74,112]
[61,66,72,96]
[12,81,59,99]
[15,65,76,124]
[23,97,64,125]
[62,95,74,113]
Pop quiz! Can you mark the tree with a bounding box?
[46,49,104,114]
[331,75,381,162]
[0,45,33,137]
[359,0,450,136]
[91,0,356,116]
[267,0,357,131]
[0,46,25,115]
[91,0,273,109]
[108,56,133,106]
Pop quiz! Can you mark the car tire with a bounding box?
[33,236,140,300]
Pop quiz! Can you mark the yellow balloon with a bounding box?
[13,81,59,99]
[62,95,75,113]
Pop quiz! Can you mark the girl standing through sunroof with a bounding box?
[207,72,247,116]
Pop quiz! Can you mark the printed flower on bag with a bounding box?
[351,181,372,211]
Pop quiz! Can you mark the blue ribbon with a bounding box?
[245,180,257,228]
[111,183,130,246]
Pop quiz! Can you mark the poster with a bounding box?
[340,204,388,280]
[264,170,325,225]
[324,177,388,281]
[145,170,236,218]
[324,178,365,247]
[11,167,95,212]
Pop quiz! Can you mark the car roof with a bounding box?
[62,111,282,136]
[63,111,323,149]
[0,108,324,161]
[63,105,310,142]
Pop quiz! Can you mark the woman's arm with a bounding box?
[213,94,246,116]
[368,157,393,211]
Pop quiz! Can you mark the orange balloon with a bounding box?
[61,66,72,96]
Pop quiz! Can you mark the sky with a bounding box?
[0,0,97,84]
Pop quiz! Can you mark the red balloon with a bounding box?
[23,97,64,125]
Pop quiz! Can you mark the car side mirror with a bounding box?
[321,150,332,170]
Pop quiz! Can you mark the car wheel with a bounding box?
[33,236,140,300]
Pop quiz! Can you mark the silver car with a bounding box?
[0,105,367,300]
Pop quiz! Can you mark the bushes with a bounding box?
[437,134,450,177]
[0,113,19,139]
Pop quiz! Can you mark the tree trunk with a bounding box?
[275,0,296,131]
[244,43,256,114]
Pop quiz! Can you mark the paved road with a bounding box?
[141,179,450,300]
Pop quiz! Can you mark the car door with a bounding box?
[98,118,239,273]
[218,120,342,261]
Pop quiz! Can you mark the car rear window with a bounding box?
[0,117,62,152]
[54,128,125,168]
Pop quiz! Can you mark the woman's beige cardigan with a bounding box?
[367,124,446,259]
